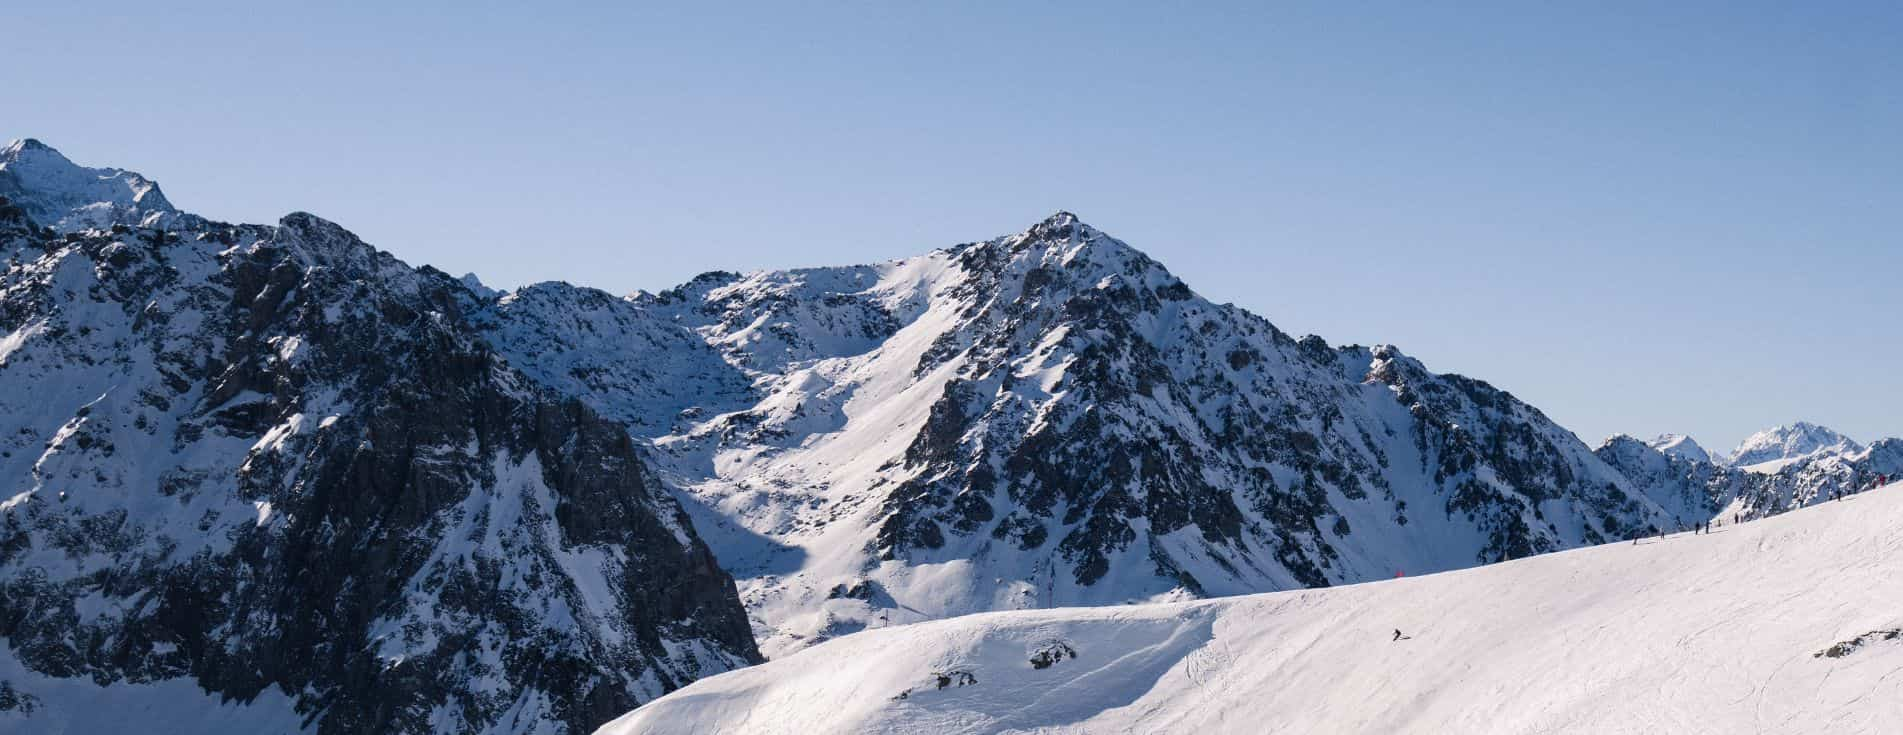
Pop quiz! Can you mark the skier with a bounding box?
[1392,629,1409,642]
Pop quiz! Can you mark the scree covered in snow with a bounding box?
[599,481,1903,735]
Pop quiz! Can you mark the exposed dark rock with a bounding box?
[0,187,760,733]
[1815,629,1902,659]
[1029,641,1078,669]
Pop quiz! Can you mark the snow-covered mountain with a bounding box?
[600,478,1903,735]
[1648,433,1712,463]
[5,139,1898,732]
[1594,434,1755,523]
[1729,421,1865,471]
[0,139,187,233]
[0,142,759,734]
[483,212,1694,657]
[1598,425,1900,526]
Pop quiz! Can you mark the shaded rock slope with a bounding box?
[0,141,759,734]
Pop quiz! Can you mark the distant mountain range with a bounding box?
[2,139,1896,733]
[1727,421,1866,470]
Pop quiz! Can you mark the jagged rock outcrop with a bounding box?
[0,142,759,733]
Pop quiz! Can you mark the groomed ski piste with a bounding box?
[601,480,1903,735]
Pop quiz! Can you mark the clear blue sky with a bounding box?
[8,2,1900,451]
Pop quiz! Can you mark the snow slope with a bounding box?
[601,481,1903,735]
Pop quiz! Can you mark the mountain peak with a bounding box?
[1729,422,1862,468]
[2,137,55,157]
[1039,209,1082,227]
[1,137,89,172]
[1021,209,1098,243]
[1598,433,1643,448]
[0,137,180,232]
[1,138,79,175]
[1648,433,1712,463]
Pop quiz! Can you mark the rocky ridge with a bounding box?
[0,142,759,734]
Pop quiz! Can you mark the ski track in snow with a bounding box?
[601,483,1903,735]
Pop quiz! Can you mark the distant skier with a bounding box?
[1392,629,1409,642]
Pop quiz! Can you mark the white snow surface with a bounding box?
[601,482,1903,735]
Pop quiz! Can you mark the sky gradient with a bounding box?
[7,1,1900,451]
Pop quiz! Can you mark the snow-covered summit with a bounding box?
[0,138,182,232]
[1647,433,1712,463]
[1730,421,1863,471]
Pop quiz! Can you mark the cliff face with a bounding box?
[0,144,759,734]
